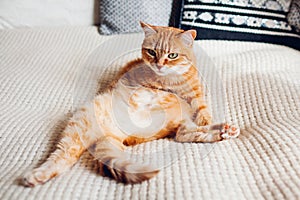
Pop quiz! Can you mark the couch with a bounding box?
[0,25,299,199]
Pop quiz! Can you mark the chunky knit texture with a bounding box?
[0,27,299,199]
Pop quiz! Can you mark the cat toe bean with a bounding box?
[220,124,240,139]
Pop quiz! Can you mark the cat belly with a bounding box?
[107,85,191,139]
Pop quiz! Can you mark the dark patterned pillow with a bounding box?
[98,0,177,35]
[176,0,300,50]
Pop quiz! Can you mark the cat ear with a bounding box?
[179,30,197,46]
[140,21,157,37]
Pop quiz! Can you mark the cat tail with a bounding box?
[90,136,159,184]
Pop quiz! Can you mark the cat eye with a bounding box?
[147,49,156,57]
[168,53,178,59]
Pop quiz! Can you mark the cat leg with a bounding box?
[90,135,159,183]
[175,123,221,143]
[22,132,86,186]
[176,82,212,126]
[191,97,212,126]
[175,121,240,143]
[22,106,97,187]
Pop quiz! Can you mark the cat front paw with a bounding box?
[194,109,212,126]
[220,124,240,139]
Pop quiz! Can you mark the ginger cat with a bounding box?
[22,22,239,186]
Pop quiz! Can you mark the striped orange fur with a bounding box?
[22,22,239,186]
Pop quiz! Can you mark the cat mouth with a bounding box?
[153,67,169,76]
[155,71,167,76]
[154,64,173,75]
[149,64,173,76]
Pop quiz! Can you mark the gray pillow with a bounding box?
[288,0,300,33]
[98,0,175,35]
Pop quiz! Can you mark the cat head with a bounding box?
[140,22,197,76]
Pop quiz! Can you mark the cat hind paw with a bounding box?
[220,124,240,139]
[22,169,54,187]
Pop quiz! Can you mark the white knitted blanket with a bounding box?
[0,27,299,200]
